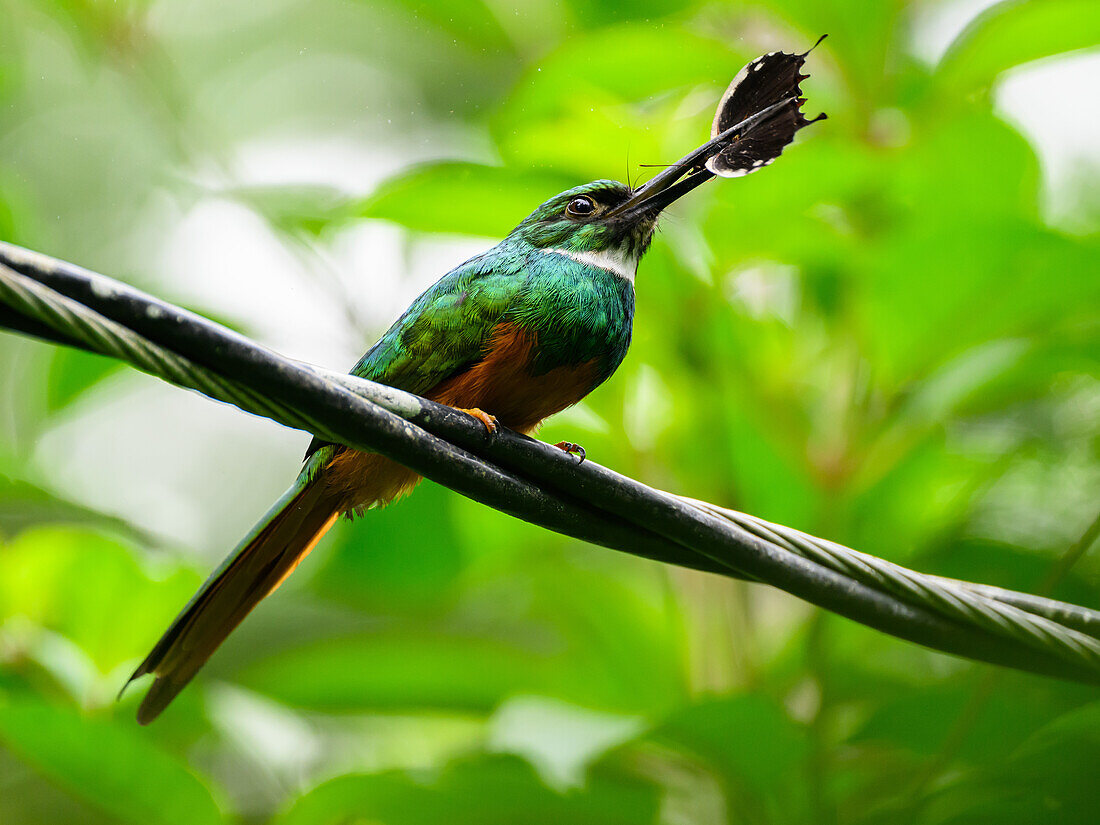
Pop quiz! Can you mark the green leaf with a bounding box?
[235,627,645,714]
[651,695,809,798]
[0,744,118,825]
[0,3,18,104]
[845,438,988,563]
[0,474,141,540]
[695,377,821,528]
[228,184,351,238]
[937,0,1100,92]
[46,348,124,411]
[0,698,223,825]
[840,111,1097,381]
[353,162,576,237]
[236,631,572,713]
[858,218,1099,380]
[277,753,659,825]
[0,526,200,672]
[492,26,748,177]
[499,25,743,125]
[311,482,466,613]
[920,700,1100,825]
[957,332,1100,413]
[380,0,515,52]
[563,0,699,28]
[604,695,811,823]
[852,679,1080,762]
[238,543,689,716]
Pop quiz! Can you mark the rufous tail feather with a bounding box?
[125,475,340,724]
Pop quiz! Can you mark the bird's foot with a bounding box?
[553,441,586,463]
[457,407,498,434]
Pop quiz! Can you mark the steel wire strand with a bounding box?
[2,247,1100,683]
[688,499,1100,662]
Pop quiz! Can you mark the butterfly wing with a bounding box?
[706,36,827,177]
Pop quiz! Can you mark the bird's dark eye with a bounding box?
[566,196,597,217]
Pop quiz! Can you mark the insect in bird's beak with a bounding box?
[606,35,828,221]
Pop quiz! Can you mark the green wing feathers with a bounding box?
[304,254,527,460]
[350,255,527,392]
[352,248,635,391]
[126,469,342,724]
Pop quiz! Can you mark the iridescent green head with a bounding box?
[510,168,716,267]
[511,180,652,259]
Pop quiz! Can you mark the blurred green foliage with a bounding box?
[1,0,1099,823]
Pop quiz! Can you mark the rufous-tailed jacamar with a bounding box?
[128,42,825,723]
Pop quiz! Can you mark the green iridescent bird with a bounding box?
[128,45,826,723]
[127,179,675,723]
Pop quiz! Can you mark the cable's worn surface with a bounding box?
[3,240,1100,685]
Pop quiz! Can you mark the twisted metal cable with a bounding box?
[687,499,1100,663]
[0,258,745,573]
[3,247,1100,682]
[0,263,331,439]
[724,509,1100,637]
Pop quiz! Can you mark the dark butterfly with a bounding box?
[706,35,828,178]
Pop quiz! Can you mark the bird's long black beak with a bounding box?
[606,97,798,221]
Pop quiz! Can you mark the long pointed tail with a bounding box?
[127,474,341,724]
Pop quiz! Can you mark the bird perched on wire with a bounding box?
[126,40,826,723]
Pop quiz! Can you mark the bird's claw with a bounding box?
[553,441,586,463]
[458,407,498,434]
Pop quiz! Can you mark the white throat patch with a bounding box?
[543,247,638,283]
